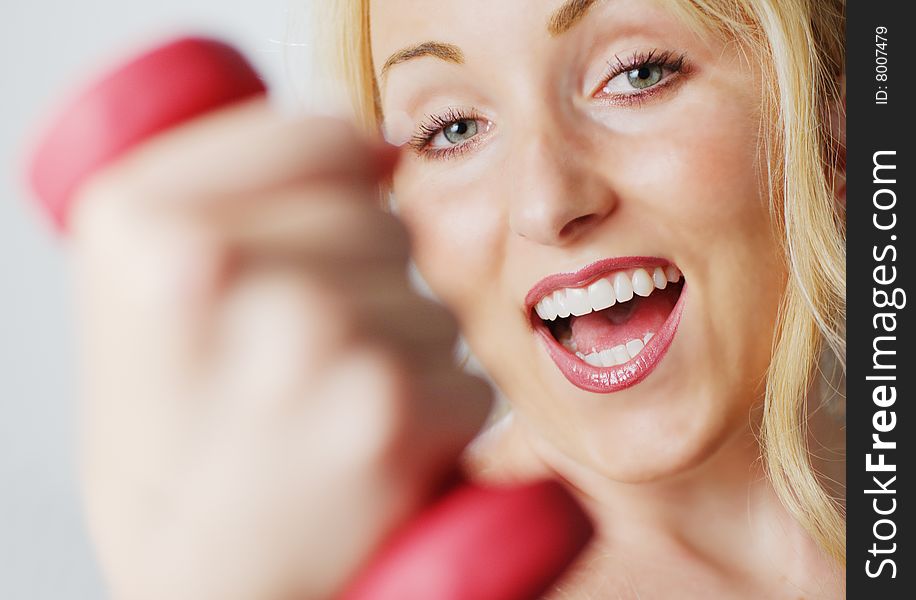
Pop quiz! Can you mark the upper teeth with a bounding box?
[534,266,681,321]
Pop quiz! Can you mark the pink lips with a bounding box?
[526,257,686,394]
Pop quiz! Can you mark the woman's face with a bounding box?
[371,0,787,482]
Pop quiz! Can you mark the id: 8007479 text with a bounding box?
[875,27,889,105]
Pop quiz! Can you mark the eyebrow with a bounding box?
[379,0,603,77]
[380,41,464,77]
[547,0,603,36]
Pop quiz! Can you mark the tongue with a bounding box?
[569,288,678,354]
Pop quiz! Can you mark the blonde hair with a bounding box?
[310,0,846,566]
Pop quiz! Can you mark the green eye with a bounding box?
[627,64,664,89]
[443,119,478,144]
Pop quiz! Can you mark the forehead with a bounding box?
[369,0,560,34]
[368,0,687,78]
[369,0,555,61]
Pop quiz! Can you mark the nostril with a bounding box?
[559,214,600,240]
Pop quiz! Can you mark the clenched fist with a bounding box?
[70,98,492,600]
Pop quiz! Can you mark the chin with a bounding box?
[463,255,775,486]
[498,304,766,486]
[579,399,747,485]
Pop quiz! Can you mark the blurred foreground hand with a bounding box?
[70,99,492,600]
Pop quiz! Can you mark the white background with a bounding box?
[1,2,305,597]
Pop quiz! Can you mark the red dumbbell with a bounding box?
[26,37,593,600]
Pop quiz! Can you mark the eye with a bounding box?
[439,118,479,147]
[626,64,663,89]
[594,50,688,100]
[409,108,493,160]
[600,62,669,95]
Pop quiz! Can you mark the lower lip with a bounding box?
[532,284,688,393]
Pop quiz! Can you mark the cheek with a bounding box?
[605,81,784,387]
[393,173,505,320]
[620,92,767,235]
[671,103,785,389]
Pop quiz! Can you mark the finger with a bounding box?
[345,283,460,366]
[217,187,411,267]
[213,258,459,380]
[78,99,388,219]
[313,342,494,475]
[70,178,409,341]
[71,197,230,376]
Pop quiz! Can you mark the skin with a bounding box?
[70,0,844,598]
[372,0,844,596]
[71,107,493,599]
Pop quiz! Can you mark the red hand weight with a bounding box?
[28,37,267,230]
[341,478,593,600]
[25,37,594,599]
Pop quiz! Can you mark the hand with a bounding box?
[69,98,493,600]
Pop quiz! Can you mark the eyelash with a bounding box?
[407,107,487,160]
[409,49,690,160]
[596,49,689,104]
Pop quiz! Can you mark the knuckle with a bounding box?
[71,190,232,315]
[71,167,144,238]
[223,266,354,355]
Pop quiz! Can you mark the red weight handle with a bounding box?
[24,37,595,599]
[28,37,267,231]
[341,478,594,600]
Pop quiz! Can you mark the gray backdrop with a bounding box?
[1,2,300,597]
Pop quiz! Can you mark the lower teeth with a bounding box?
[571,332,655,368]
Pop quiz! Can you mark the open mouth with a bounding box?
[526,258,687,393]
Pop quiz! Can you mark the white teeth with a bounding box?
[587,278,616,311]
[553,290,571,318]
[611,345,630,365]
[535,302,548,320]
[575,334,654,368]
[534,265,682,322]
[626,338,645,358]
[631,268,654,297]
[566,287,591,316]
[539,295,558,320]
[612,272,634,303]
[598,348,615,367]
[584,352,603,367]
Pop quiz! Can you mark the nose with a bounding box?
[507,130,617,246]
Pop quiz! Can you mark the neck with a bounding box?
[518,417,813,576]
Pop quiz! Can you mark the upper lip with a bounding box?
[524,256,673,314]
